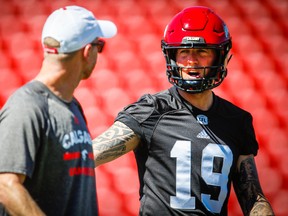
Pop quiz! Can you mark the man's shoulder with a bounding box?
[215,94,252,117]
[2,81,50,114]
[133,88,182,113]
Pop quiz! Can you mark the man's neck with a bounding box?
[35,66,79,102]
[178,89,213,111]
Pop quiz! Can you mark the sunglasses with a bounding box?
[90,39,105,53]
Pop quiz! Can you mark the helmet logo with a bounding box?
[223,24,229,38]
[182,37,205,44]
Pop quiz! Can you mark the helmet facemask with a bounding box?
[162,40,231,93]
[161,6,232,93]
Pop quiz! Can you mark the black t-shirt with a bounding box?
[116,87,258,216]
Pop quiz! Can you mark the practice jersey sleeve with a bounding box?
[0,89,47,177]
[115,90,179,144]
[239,112,259,156]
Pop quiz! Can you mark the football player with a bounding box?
[93,6,274,216]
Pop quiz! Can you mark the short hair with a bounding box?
[43,37,79,61]
[43,37,60,48]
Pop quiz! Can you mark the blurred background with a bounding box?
[0,0,287,215]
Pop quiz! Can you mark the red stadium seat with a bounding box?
[266,34,288,61]
[110,166,140,214]
[97,187,125,216]
[95,167,113,190]
[226,54,244,72]
[121,15,156,35]
[74,85,109,136]
[256,71,288,123]
[233,35,264,58]
[0,2,17,16]
[265,128,288,165]
[101,87,133,118]
[122,68,157,100]
[264,0,288,23]
[93,54,110,71]
[224,69,255,97]
[89,68,121,92]
[25,15,47,39]
[271,189,288,216]
[112,0,145,18]
[104,32,133,52]
[0,15,28,36]
[0,68,23,101]
[0,52,12,69]
[233,0,270,19]
[113,167,140,215]
[142,51,169,91]
[123,192,141,216]
[7,32,38,56]
[84,106,110,137]
[257,167,282,198]
[252,108,280,145]
[11,50,42,82]
[226,16,251,38]
[279,154,288,188]
[74,86,99,108]
[112,167,139,195]
[135,34,162,57]
[13,0,48,18]
[110,50,144,75]
[248,53,276,76]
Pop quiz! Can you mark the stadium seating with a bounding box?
[0,0,287,215]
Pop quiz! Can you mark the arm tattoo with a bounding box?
[234,157,274,216]
[92,121,137,162]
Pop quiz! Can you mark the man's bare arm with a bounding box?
[0,173,45,216]
[234,155,275,216]
[92,121,140,167]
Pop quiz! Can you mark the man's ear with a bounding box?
[83,44,92,59]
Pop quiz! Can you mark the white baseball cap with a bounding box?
[42,5,117,53]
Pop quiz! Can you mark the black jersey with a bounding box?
[116,87,258,216]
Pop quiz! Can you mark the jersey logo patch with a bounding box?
[196,114,208,125]
[197,130,210,139]
[74,116,80,124]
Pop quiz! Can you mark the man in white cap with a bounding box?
[0,6,117,216]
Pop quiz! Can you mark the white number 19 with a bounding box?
[170,141,233,214]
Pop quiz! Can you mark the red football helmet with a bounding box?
[161,6,232,93]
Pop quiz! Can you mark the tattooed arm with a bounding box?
[233,154,275,216]
[92,121,140,167]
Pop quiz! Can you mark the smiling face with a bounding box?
[175,48,216,80]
